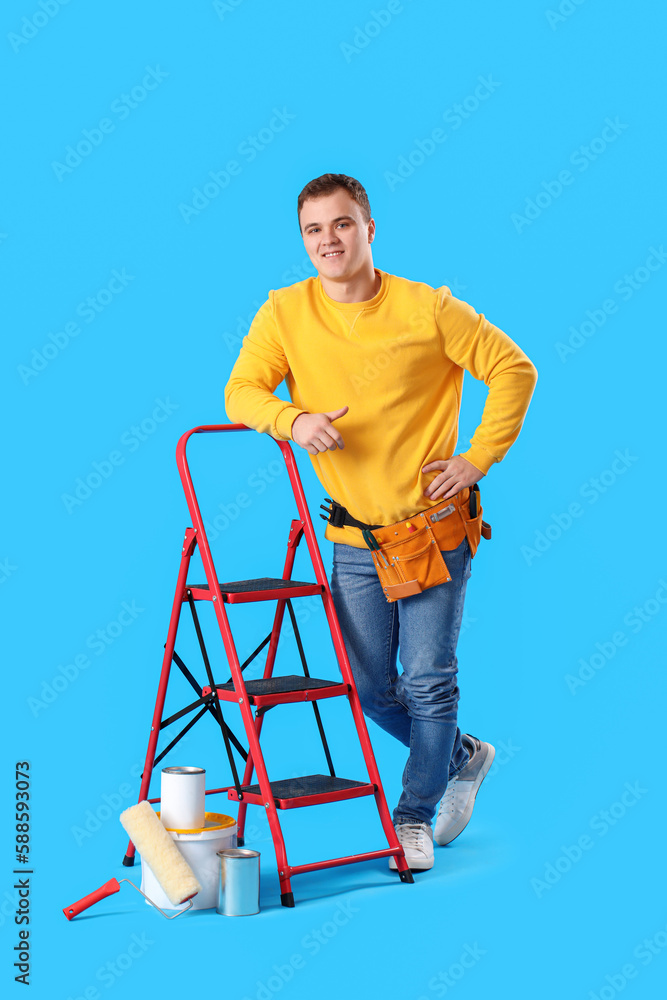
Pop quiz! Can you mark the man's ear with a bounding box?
[368,218,376,243]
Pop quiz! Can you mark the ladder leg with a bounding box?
[235,711,264,846]
[230,708,294,899]
[372,787,414,882]
[122,528,197,866]
[265,799,294,906]
[234,706,293,901]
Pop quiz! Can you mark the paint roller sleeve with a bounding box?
[119,801,201,905]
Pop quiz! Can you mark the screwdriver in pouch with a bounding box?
[363,529,390,568]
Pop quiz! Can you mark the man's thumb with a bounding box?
[325,405,349,422]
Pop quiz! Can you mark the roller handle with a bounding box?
[62,878,121,920]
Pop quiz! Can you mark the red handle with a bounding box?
[62,878,121,920]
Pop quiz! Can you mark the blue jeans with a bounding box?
[330,536,472,826]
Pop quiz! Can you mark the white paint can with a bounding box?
[160,766,206,831]
[140,812,237,911]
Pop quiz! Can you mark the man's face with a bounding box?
[300,188,375,282]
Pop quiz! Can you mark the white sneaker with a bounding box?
[389,822,434,871]
[434,734,495,847]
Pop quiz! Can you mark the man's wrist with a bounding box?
[275,405,307,441]
[460,446,493,477]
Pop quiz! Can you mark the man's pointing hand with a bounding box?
[292,406,349,455]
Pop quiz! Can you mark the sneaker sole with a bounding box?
[389,854,434,872]
[434,742,496,847]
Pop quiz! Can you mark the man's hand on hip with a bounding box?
[292,406,349,455]
[422,455,485,502]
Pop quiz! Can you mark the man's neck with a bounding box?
[319,264,381,303]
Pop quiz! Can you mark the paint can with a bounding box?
[160,766,206,831]
[216,848,260,916]
[140,812,237,911]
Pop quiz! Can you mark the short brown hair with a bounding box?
[297,173,371,231]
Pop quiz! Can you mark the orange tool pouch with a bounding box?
[338,485,491,603]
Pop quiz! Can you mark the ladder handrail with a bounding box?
[175,421,329,591]
[175,423,348,680]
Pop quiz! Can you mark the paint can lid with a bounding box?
[161,766,206,775]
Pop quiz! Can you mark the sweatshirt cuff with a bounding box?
[275,405,306,441]
[460,445,497,477]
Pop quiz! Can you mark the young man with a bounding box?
[225,173,537,870]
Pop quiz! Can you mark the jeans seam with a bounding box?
[405,712,415,793]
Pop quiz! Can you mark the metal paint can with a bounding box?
[160,766,206,831]
[216,848,260,916]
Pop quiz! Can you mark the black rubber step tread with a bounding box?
[218,675,341,695]
[242,775,367,799]
[191,577,319,594]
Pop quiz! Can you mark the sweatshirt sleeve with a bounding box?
[435,286,538,475]
[224,293,306,441]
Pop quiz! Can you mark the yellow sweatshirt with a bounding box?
[225,268,537,548]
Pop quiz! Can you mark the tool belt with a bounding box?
[321,486,492,603]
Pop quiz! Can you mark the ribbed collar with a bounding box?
[317,268,390,311]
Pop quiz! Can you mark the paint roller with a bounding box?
[62,800,202,920]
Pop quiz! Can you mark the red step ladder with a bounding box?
[122,424,413,906]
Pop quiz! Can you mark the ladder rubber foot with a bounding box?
[281,891,295,908]
[122,854,135,868]
[236,836,244,847]
[398,869,414,883]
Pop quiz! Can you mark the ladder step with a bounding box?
[186,577,322,604]
[228,774,376,810]
[212,675,350,707]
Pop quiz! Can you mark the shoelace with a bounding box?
[440,775,459,816]
[440,746,475,816]
[397,824,429,851]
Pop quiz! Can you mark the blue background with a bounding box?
[3,1,666,997]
